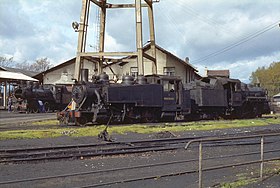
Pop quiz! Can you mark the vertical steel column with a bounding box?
[147,0,157,74]
[199,142,203,188]
[135,0,144,76]
[83,0,90,52]
[74,0,88,81]
[3,81,7,109]
[98,0,107,74]
[260,136,264,180]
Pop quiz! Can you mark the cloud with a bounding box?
[0,0,280,83]
[197,51,280,82]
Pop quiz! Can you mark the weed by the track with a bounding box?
[31,120,59,126]
[0,118,279,140]
[219,161,280,188]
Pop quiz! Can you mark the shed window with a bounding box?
[130,67,138,78]
[163,67,175,76]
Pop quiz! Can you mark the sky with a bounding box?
[1,0,280,83]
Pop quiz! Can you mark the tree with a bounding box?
[30,57,53,72]
[0,56,15,67]
[250,62,280,97]
[15,60,32,71]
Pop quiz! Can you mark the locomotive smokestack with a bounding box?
[81,69,89,82]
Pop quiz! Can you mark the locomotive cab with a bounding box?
[146,75,191,121]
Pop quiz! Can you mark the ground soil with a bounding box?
[0,110,280,187]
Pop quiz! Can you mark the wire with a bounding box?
[175,0,234,35]
[156,0,280,64]
[156,5,188,43]
[192,21,280,64]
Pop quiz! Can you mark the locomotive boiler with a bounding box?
[14,81,72,113]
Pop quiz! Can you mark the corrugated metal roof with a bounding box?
[0,70,38,81]
[274,93,280,98]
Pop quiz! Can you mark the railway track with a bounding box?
[1,129,280,164]
[0,137,280,187]
[0,136,198,163]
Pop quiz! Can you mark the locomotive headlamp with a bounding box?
[72,22,79,32]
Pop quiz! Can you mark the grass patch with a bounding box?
[0,126,107,140]
[221,177,258,188]
[31,120,59,126]
[0,117,279,140]
[220,161,280,188]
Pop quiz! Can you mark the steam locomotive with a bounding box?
[14,82,72,113]
[57,69,270,126]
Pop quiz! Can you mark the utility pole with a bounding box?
[73,0,159,81]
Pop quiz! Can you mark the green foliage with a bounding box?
[221,161,280,188]
[221,177,258,188]
[250,61,280,97]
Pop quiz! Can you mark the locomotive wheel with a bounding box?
[142,110,158,123]
[32,107,39,113]
[44,102,50,113]
[76,117,87,126]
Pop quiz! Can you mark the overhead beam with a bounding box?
[144,0,152,7]
[79,52,138,57]
[106,3,148,8]
[143,52,156,62]
[89,0,102,8]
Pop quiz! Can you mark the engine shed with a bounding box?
[34,44,200,86]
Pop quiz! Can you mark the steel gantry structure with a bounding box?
[73,0,159,81]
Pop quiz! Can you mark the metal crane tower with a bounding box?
[73,0,159,81]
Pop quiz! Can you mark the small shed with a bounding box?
[0,68,38,109]
[273,93,280,101]
[206,70,230,78]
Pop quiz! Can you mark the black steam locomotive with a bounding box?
[14,82,72,113]
[58,69,270,126]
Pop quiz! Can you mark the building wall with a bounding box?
[43,59,98,85]
[42,47,197,85]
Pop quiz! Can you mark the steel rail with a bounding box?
[1,139,277,163]
[0,136,202,154]
[185,132,280,149]
[76,157,280,188]
[1,147,279,185]
[1,134,279,163]
[184,132,280,188]
[0,145,182,163]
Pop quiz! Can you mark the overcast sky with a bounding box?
[1,0,280,82]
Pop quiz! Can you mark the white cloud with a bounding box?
[0,0,280,82]
[197,51,280,83]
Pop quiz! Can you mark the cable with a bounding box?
[156,1,279,63]
[192,21,280,64]
[175,0,234,35]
